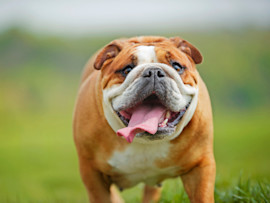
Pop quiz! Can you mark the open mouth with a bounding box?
[115,95,191,142]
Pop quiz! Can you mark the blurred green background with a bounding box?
[0,1,270,201]
[0,28,269,202]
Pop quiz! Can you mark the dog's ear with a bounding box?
[94,40,124,70]
[170,37,203,64]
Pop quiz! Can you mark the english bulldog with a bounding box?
[73,36,215,203]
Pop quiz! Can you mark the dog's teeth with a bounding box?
[165,111,171,119]
[159,118,168,127]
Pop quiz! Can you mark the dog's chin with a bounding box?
[114,94,192,142]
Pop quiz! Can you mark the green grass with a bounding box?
[215,177,270,203]
[0,29,270,202]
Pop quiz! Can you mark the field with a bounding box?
[0,29,270,202]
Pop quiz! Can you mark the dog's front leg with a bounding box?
[180,157,216,203]
[79,156,111,203]
[142,185,162,203]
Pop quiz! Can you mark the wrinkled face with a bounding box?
[99,37,201,144]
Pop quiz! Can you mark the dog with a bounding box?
[73,36,215,203]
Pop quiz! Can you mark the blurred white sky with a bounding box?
[0,0,270,36]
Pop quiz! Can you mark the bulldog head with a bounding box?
[94,36,202,144]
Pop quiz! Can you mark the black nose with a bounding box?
[142,67,165,79]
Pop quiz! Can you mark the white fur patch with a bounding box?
[108,141,178,187]
[136,46,158,64]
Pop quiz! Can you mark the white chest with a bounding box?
[108,141,178,187]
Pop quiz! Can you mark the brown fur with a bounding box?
[73,36,215,203]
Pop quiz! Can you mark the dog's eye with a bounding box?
[121,64,134,77]
[171,62,186,74]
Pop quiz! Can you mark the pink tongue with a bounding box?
[117,104,166,143]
